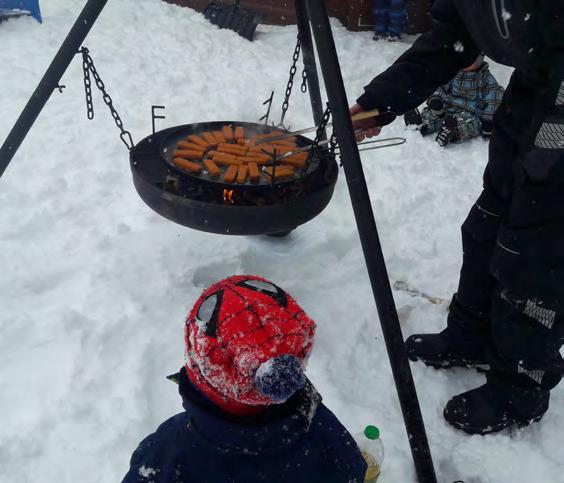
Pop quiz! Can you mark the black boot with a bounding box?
[405,329,488,369]
[443,374,549,434]
[405,295,490,369]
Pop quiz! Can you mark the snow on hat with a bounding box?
[184,275,316,415]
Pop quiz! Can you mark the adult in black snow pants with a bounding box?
[351,0,564,434]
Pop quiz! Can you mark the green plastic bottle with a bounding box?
[355,425,384,483]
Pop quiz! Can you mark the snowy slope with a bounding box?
[0,1,562,482]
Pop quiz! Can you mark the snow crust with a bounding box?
[1,1,562,482]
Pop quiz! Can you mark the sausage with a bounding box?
[202,132,218,145]
[217,143,248,156]
[224,165,238,183]
[236,165,249,184]
[173,149,204,159]
[253,131,284,141]
[188,135,210,148]
[173,157,202,173]
[222,125,235,141]
[263,165,295,180]
[234,126,245,139]
[248,162,260,183]
[210,151,241,165]
[213,131,227,144]
[204,159,221,178]
[176,141,206,152]
[245,150,272,159]
[250,144,276,155]
[267,144,297,155]
[270,139,299,148]
[282,153,308,168]
[237,154,271,164]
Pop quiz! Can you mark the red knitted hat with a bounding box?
[185,275,316,415]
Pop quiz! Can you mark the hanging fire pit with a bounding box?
[130,121,338,235]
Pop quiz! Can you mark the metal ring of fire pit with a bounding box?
[130,121,338,235]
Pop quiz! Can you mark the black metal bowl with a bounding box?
[130,121,338,236]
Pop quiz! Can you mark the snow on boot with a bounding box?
[405,328,488,369]
[443,379,549,435]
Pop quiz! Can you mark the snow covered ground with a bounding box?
[1,1,562,482]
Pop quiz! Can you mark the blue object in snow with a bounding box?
[0,0,42,22]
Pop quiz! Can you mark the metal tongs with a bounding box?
[256,109,397,145]
[256,109,406,160]
[274,136,406,162]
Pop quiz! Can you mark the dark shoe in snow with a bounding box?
[387,34,401,42]
[443,379,549,435]
[405,329,488,369]
[436,115,460,146]
[406,294,491,369]
[404,109,423,127]
[373,32,386,41]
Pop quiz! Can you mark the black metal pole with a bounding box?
[303,1,437,482]
[0,0,110,179]
[294,0,324,127]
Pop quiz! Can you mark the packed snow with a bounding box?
[1,1,562,482]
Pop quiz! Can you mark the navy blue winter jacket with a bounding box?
[122,368,367,483]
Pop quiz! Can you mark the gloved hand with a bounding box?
[436,115,460,146]
[481,119,494,138]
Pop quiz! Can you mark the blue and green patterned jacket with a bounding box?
[431,62,505,120]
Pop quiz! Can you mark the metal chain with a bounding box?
[302,105,333,173]
[80,47,134,151]
[311,105,332,152]
[329,131,338,155]
[301,66,308,93]
[278,35,302,128]
[81,51,94,120]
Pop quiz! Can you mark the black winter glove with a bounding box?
[481,119,494,139]
[436,115,460,146]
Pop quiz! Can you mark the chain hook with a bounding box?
[79,46,134,151]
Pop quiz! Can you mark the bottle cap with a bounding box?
[364,425,380,440]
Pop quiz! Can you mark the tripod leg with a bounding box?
[0,0,110,178]
[303,1,437,481]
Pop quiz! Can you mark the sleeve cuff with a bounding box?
[356,92,380,111]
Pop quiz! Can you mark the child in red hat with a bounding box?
[122,276,367,483]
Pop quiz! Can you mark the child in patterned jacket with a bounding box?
[404,55,505,146]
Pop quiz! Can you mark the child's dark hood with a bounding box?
[177,367,322,456]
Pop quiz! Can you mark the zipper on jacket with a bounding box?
[492,0,510,39]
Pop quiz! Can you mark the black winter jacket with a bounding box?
[122,370,367,483]
[357,0,564,307]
